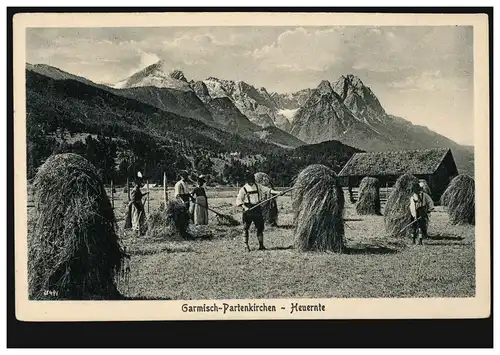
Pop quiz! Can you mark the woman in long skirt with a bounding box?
[130,179,149,235]
[190,175,209,225]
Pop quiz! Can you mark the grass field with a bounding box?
[97,186,475,300]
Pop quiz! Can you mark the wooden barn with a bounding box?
[338,148,459,201]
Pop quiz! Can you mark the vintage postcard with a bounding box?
[13,11,490,321]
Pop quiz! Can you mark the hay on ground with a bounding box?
[254,172,278,226]
[384,174,420,238]
[148,200,191,239]
[29,153,124,300]
[292,164,345,252]
[215,213,240,227]
[440,175,475,225]
[356,177,381,215]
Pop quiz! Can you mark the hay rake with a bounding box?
[190,199,240,226]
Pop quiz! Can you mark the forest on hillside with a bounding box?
[26,70,287,185]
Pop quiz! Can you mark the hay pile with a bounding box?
[29,153,124,300]
[215,212,240,227]
[356,177,381,215]
[292,164,345,252]
[254,172,278,226]
[440,175,475,225]
[254,172,272,187]
[384,174,420,238]
[148,200,191,239]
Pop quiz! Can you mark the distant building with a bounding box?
[338,148,459,201]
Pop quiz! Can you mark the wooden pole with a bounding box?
[127,178,131,202]
[163,172,168,205]
[111,180,114,209]
[147,179,150,214]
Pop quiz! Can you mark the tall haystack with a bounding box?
[356,177,381,215]
[292,164,345,252]
[255,172,278,226]
[29,153,124,300]
[148,200,191,239]
[384,174,420,238]
[440,175,475,225]
[254,172,272,187]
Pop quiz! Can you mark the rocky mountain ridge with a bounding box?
[26,61,474,173]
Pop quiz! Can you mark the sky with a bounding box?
[26,26,474,145]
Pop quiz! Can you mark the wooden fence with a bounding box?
[343,186,393,203]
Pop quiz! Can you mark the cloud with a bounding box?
[352,61,398,73]
[137,51,160,69]
[95,58,121,63]
[251,27,345,72]
[162,33,234,48]
[388,70,470,92]
[249,26,440,78]
[275,63,326,73]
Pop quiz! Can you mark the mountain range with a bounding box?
[26,61,474,174]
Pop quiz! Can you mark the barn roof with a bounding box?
[338,148,452,177]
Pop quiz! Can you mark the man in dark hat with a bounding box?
[235,170,280,251]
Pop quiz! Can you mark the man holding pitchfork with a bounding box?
[236,171,282,251]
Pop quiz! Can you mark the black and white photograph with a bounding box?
[13,11,490,321]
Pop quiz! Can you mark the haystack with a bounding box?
[440,175,475,225]
[148,200,191,239]
[254,172,272,187]
[254,172,278,226]
[292,164,345,252]
[356,177,381,215]
[384,174,420,238]
[29,153,124,300]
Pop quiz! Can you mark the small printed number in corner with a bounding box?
[43,289,59,297]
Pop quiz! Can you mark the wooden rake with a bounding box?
[190,199,240,226]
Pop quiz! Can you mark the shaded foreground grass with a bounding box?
[113,191,475,300]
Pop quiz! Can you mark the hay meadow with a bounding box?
[28,185,475,300]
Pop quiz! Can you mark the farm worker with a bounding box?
[236,171,280,251]
[409,181,434,245]
[190,175,209,225]
[130,177,149,236]
[175,171,191,213]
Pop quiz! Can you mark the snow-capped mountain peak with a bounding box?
[114,60,192,92]
[202,77,278,128]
